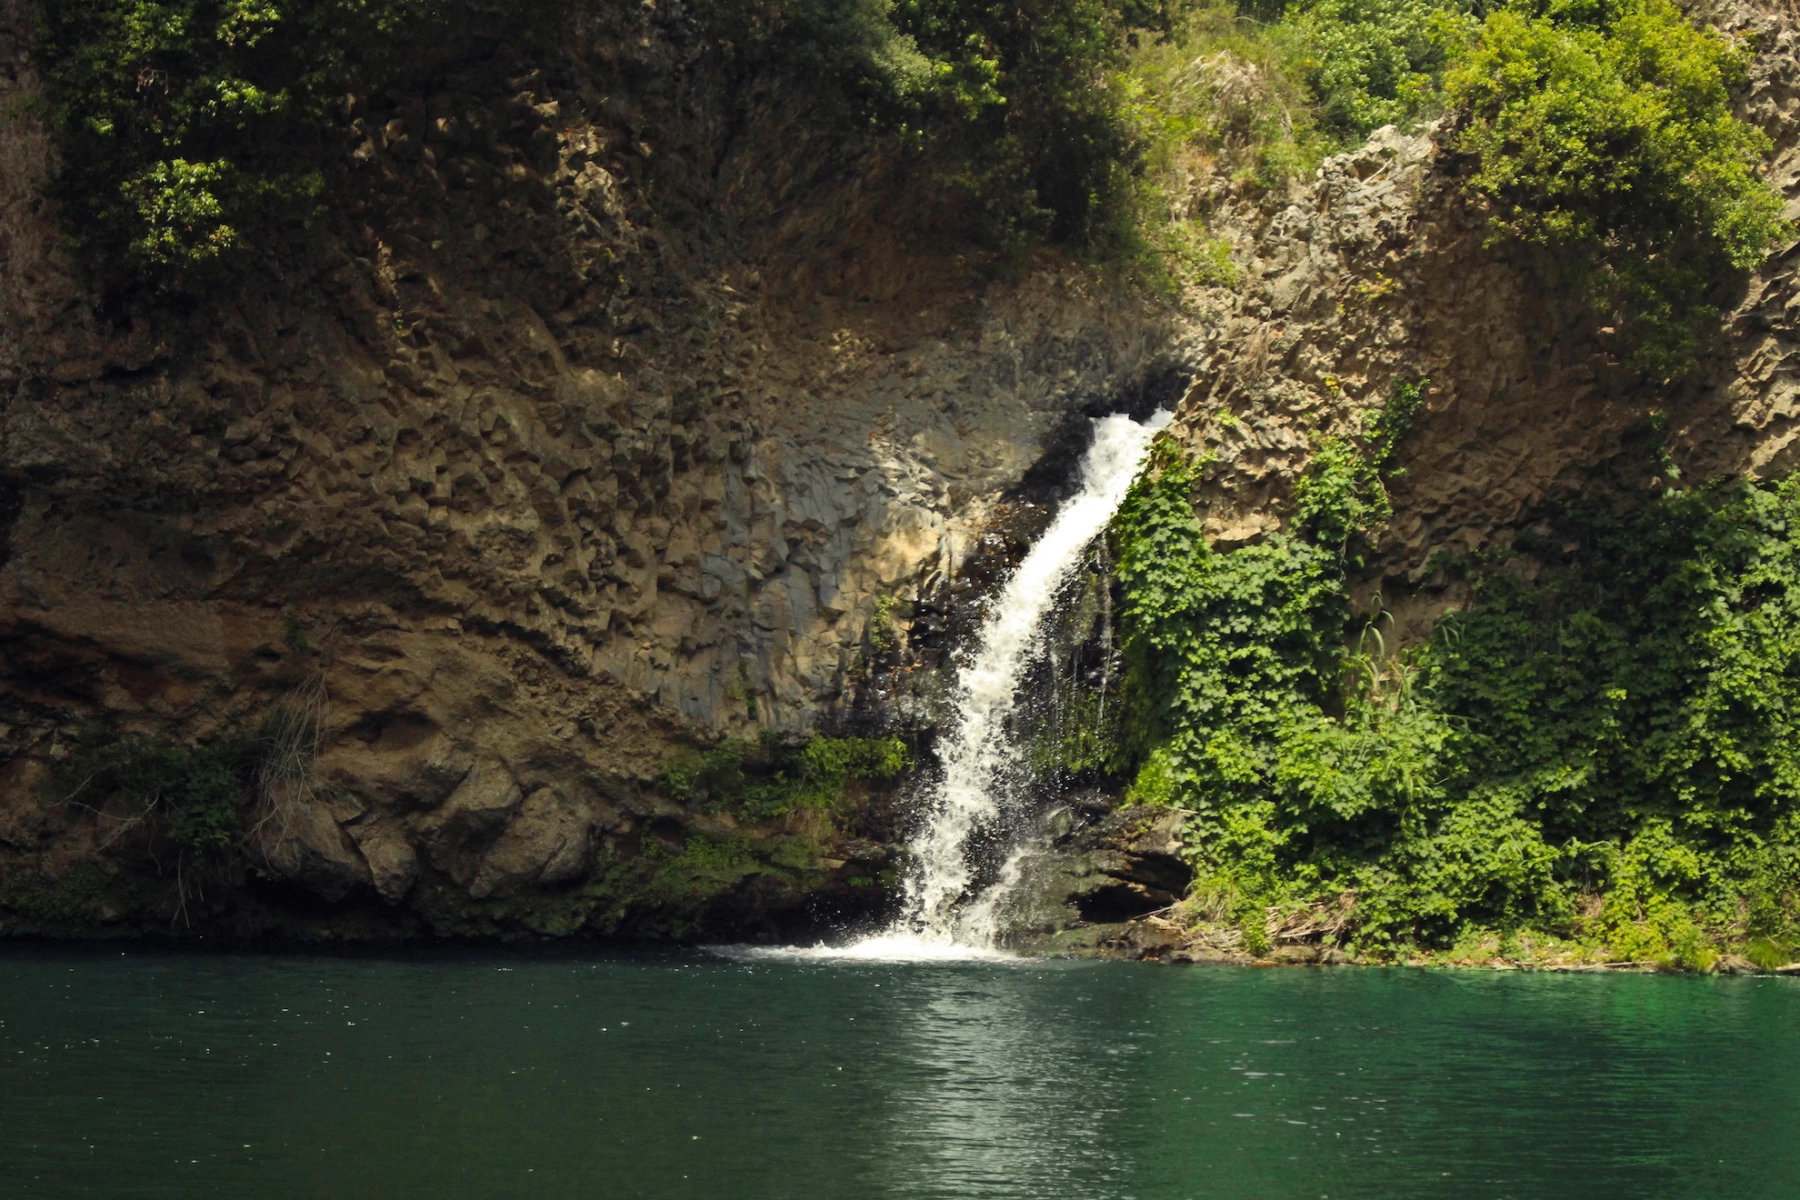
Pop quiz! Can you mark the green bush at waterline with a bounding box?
[1111,400,1800,966]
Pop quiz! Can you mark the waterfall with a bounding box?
[880,409,1170,953]
[729,410,1170,963]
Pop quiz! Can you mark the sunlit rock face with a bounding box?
[1167,0,1800,643]
[0,3,1177,928]
[3,0,1795,940]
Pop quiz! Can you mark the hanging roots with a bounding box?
[248,672,329,865]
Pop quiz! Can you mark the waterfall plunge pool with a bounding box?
[3,945,1795,1198]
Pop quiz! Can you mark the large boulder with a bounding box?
[997,803,1194,947]
[468,787,594,898]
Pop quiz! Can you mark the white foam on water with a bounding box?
[711,934,1019,964]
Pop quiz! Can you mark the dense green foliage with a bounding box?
[1290,0,1476,139]
[55,728,263,866]
[694,0,1181,247]
[1123,0,1475,204]
[1446,0,1790,373]
[34,0,1783,314]
[34,0,1180,278]
[1129,0,1785,335]
[32,0,542,284]
[1113,403,1800,964]
[1414,482,1800,958]
[1110,386,1417,817]
[658,733,909,821]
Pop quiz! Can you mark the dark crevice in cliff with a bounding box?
[1006,362,1191,508]
[0,479,19,572]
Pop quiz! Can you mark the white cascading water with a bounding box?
[724,409,1170,964]
[844,409,1171,959]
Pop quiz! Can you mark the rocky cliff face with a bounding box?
[1002,0,1800,961]
[5,0,1798,944]
[1166,0,1800,647]
[0,1,1177,934]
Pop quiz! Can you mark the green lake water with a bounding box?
[1,946,1796,1199]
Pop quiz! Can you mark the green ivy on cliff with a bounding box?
[1112,398,1800,964]
[43,727,268,921]
[1414,482,1800,959]
[1110,383,1421,820]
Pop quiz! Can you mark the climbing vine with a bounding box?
[1111,391,1800,964]
[1111,382,1423,809]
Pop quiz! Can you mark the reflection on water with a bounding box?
[879,968,1133,1198]
[716,940,1123,1194]
[1,947,1796,1199]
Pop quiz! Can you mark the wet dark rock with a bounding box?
[997,805,1194,954]
[1167,945,1254,966]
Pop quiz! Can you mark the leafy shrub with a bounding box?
[33,0,549,287]
[657,733,909,821]
[1291,0,1477,139]
[1115,0,1475,282]
[1121,0,1784,318]
[1113,399,1800,959]
[57,729,263,865]
[0,862,122,927]
[1123,3,1329,201]
[1122,0,1472,210]
[1444,0,1790,373]
[1415,476,1800,952]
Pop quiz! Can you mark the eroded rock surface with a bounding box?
[0,1,1176,935]
[1169,0,1800,645]
[7,0,1800,943]
[999,804,1195,953]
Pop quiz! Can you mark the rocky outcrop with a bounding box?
[996,803,1195,953]
[0,1,1179,935]
[1003,0,1800,962]
[1168,0,1800,642]
[5,0,1799,945]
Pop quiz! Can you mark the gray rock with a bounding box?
[253,801,373,903]
[469,786,593,898]
[349,823,421,903]
[1000,805,1196,951]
